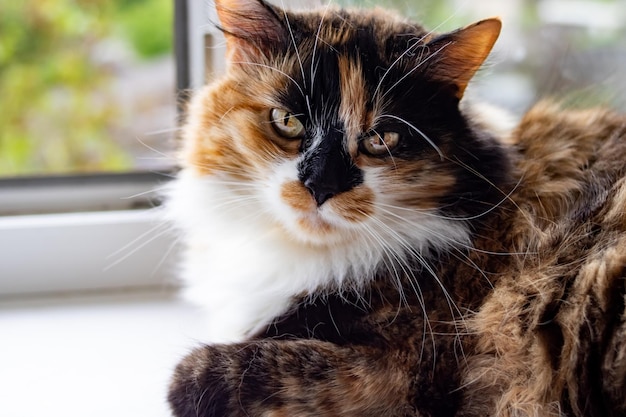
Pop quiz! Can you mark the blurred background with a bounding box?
[0,0,176,178]
[339,0,626,113]
[1,0,625,179]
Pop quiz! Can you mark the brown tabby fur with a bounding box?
[168,1,626,416]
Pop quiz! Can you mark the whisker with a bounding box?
[377,114,444,159]
[379,42,451,102]
[372,128,398,169]
[134,135,178,161]
[361,214,437,362]
[106,222,170,260]
[372,35,424,99]
[365,212,467,337]
[446,157,528,221]
[104,224,173,272]
[151,235,182,277]
[373,203,529,257]
[140,126,182,136]
[372,19,450,100]
[121,185,171,200]
[279,1,308,102]
[310,1,332,95]
[373,204,467,247]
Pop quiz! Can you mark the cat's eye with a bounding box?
[270,108,305,139]
[360,132,400,156]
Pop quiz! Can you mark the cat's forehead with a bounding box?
[270,10,431,136]
[294,8,430,61]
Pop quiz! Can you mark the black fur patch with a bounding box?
[273,13,510,216]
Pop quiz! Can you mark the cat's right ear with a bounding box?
[214,0,288,63]
[424,18,501,100]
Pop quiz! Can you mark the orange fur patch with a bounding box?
[280,181,333,235]
[328,185,375,223]
[338,56,370,138]
[180,73,299,178]
[281,180,317,213]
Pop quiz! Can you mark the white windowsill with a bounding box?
[0,209,203,417]
[0,289,207,417]
[0,209,178,297]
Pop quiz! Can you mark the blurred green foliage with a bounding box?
[117,0,173,58]
[0,0,172,177]
[337,0,469,29]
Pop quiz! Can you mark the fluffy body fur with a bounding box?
[166,1,626,416]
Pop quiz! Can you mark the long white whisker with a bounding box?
[372,15,454,100]
[151,235,182,277]
[377,114,444,159]
[372,203,520,256]
[365,212,466,337]
[104,225,173,272]
[446,157,526,221]
[121,185,171,200]
[373,36,424,99]
[134,135,177,160]
[449,247,494,290]
[280,2,307,92]
[140,127,183,136]
[310,2,332,95]
[362,214,436,363]
[106,222,170,260]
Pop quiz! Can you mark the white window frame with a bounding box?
[0,172,178,296]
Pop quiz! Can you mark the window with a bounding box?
[1,0,176,178]
[1,0,180,296]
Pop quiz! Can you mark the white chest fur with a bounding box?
[165,169,470,343]
[166,171,371,342]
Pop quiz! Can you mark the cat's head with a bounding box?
[177,0,509,252]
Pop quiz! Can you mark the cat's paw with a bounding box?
[168,345,232,417]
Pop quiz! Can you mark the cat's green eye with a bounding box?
[270,108,305,139]
[361,132,400,156]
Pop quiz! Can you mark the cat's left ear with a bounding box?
[215,0,287,62]
[425,18,501,100]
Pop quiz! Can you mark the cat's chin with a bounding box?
[273,176,375,247]
[279,213,353,247]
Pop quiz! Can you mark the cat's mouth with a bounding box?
[295,212,335,235]
[278,180,374,244]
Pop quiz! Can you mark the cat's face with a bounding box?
[179,0,506,250]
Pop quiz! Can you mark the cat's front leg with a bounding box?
[168,339,414,417]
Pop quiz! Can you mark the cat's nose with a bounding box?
[304,178,337,206]
[297,129,364,207]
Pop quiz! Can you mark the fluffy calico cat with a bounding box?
[166,0,626,416]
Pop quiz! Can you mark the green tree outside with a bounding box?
[0,0,172,177]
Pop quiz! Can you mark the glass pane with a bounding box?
[337,0,626,113]
[0,0,176,178]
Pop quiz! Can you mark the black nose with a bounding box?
[304,178,338,206]
[298,131,363,207]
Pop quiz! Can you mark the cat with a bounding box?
[165,0,626,416]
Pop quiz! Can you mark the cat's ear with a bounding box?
[215,0,287,62]
[425,18,501,100]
